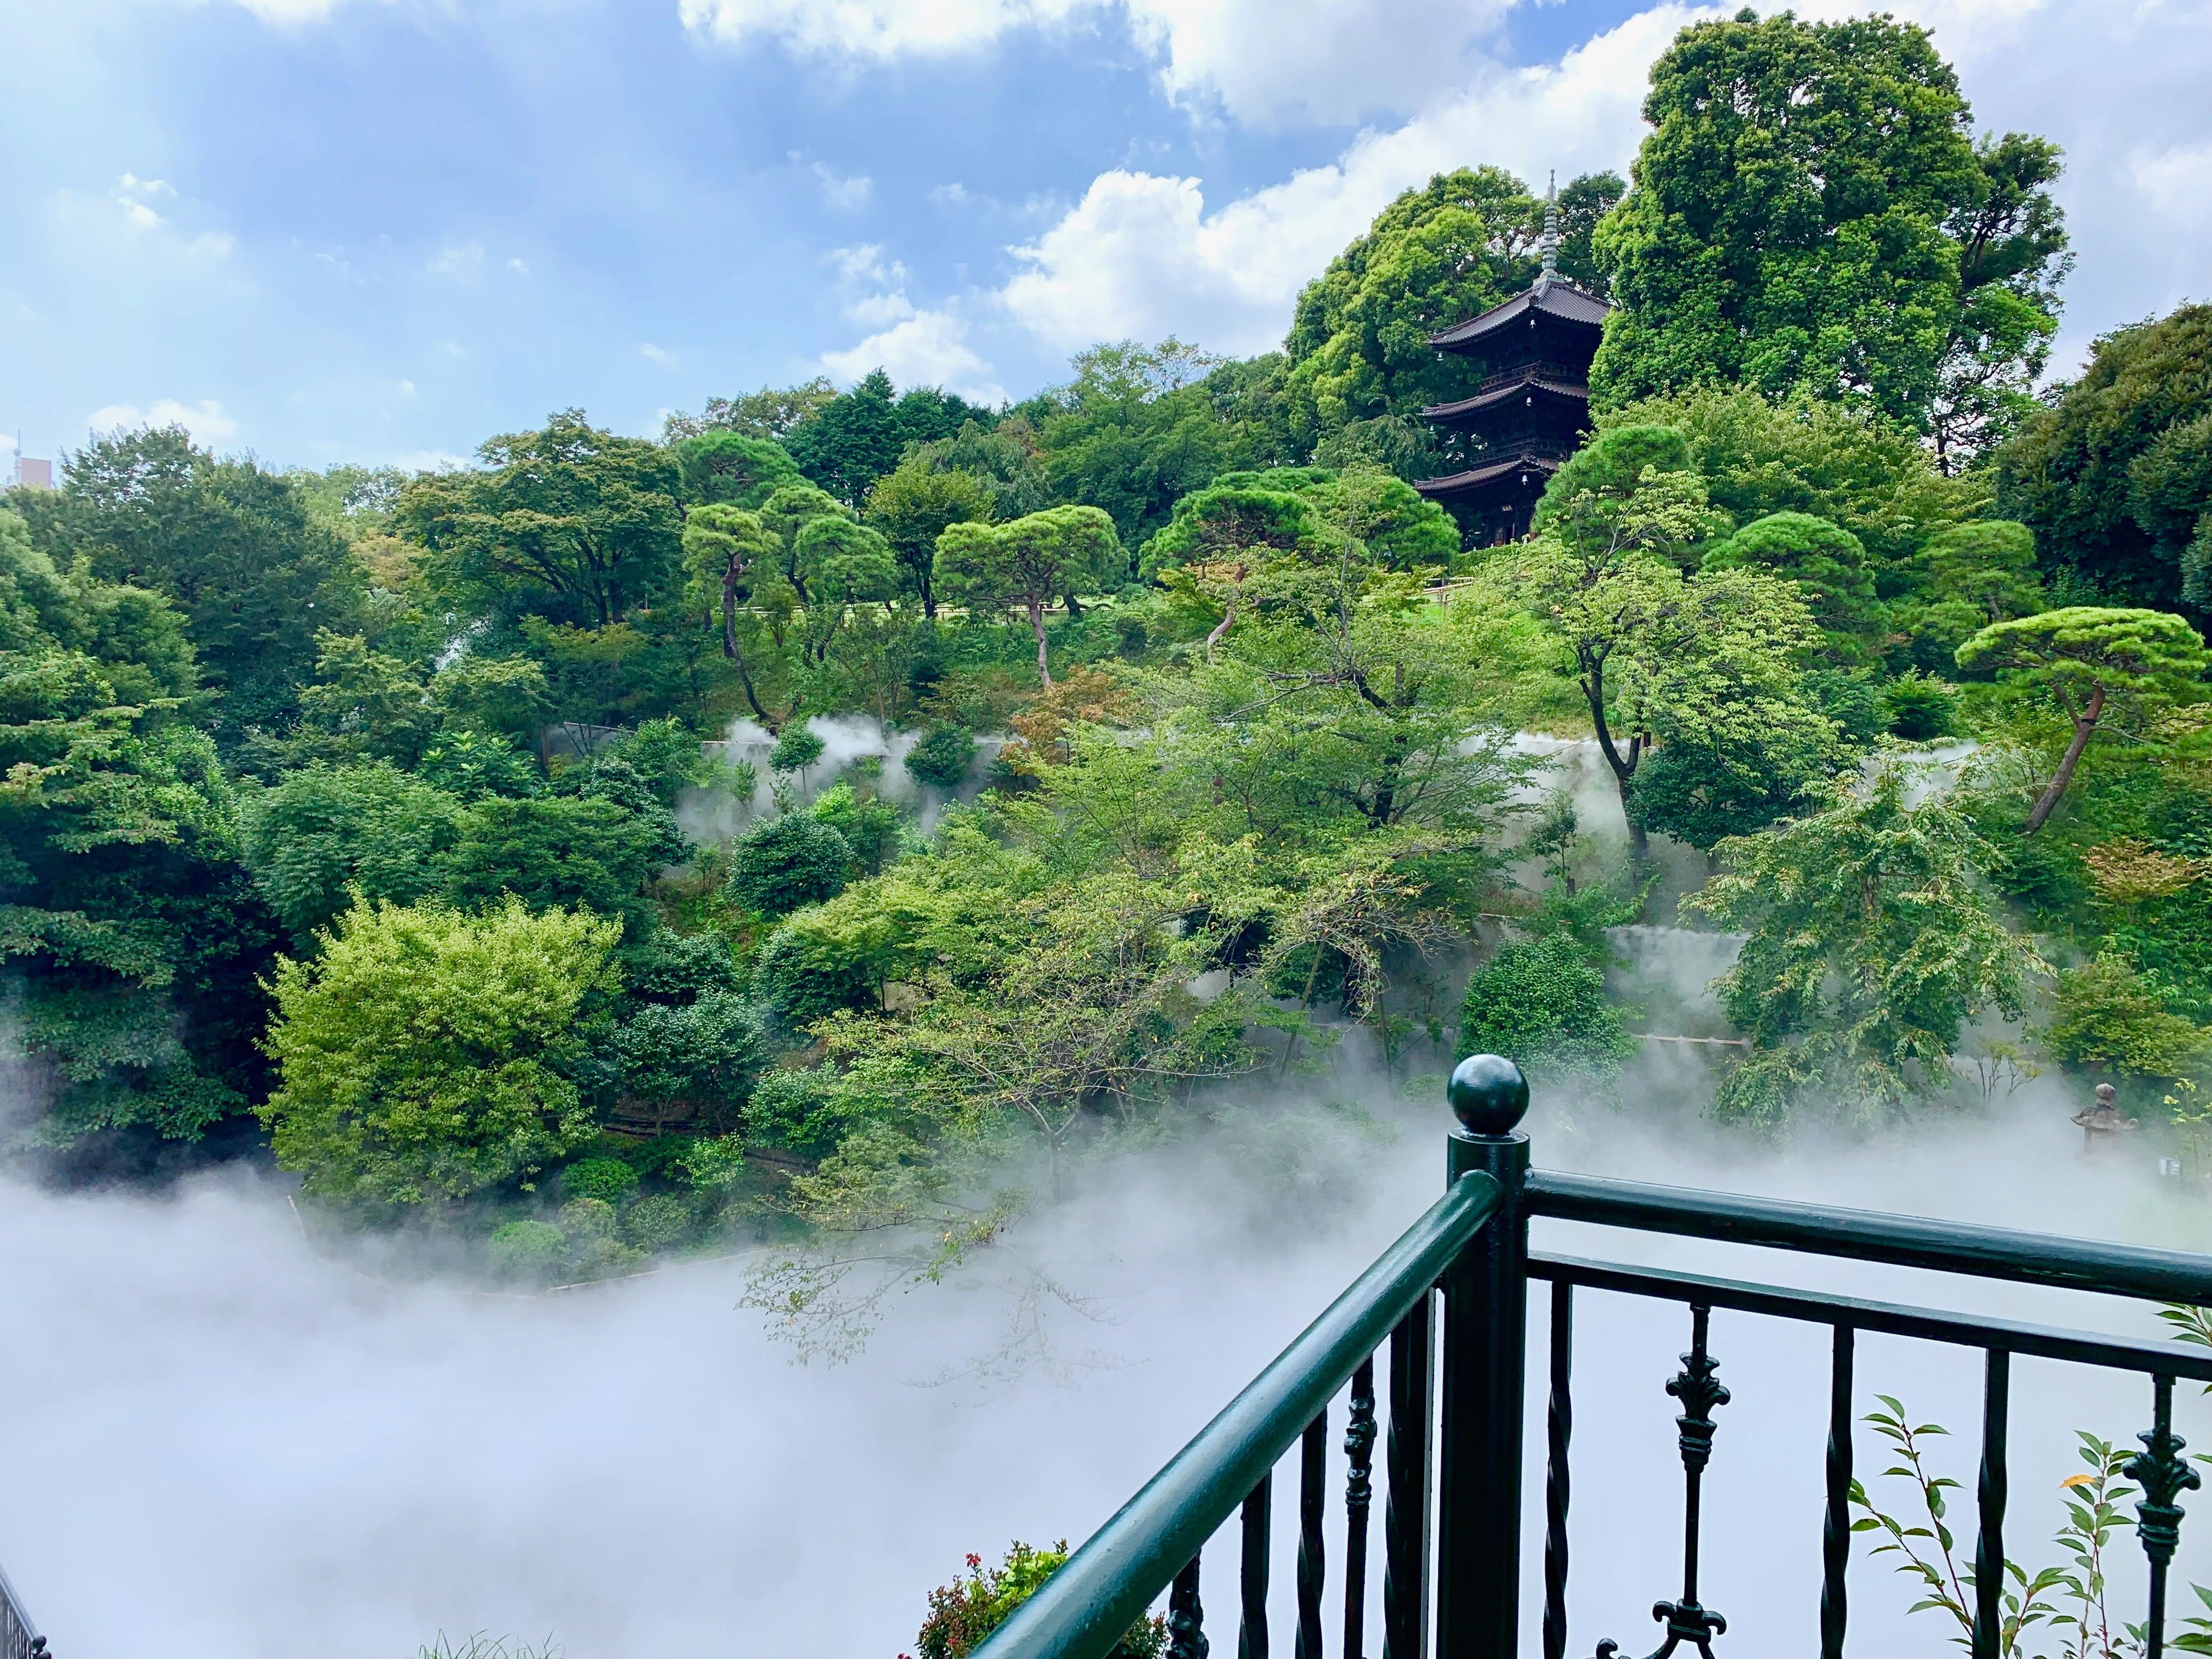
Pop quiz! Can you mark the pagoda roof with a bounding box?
[1430,277,1612,349]
[1420,374,1590,422]
[1413,451,1565,500]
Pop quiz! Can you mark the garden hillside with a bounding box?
[4,10,2210,1326]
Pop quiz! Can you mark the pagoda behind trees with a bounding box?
[1413,179,1613,544]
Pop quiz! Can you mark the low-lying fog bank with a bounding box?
[4,1075,2204,1659]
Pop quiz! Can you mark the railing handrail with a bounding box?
[1530,1251,2212,1380]
[0,1554,39,1659]
[970,1170,1504,1659]
[1526,1168,2212,1305]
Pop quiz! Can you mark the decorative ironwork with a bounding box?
[1543,1279,1572,1659]
[2127,1372,2200,1659]
[1381,1301,1432,1659]
[1238,1477,1270,1659]
[1170,1557,1208,1659]
[1594,1304,1729,1659]
[1344,1359,1378,1659]
[1973,1351,2010,1659]
[1819,1327,1853,1659]
[1295,1413,1327,1659]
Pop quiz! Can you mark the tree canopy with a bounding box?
[1593,10,2066,453]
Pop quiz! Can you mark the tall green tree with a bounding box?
[1996,303,2212,606]
[1684,760,2044,1125]
[16,426,366,730]
[1956,607,2212,833]
[673,431,800,510]
[1593,12,2065,443]
[680,503,781,723]
[396,409,682,629]
[864,459,995,617]
[662,378,836,444]
[934,507,1120,684]
[1027,341,1250,552]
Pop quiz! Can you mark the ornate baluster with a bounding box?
[1172,1554,1210,1659]
[1240,1475,1271,1659]
[1383,1296,1434,1659]
[1592,1302,1729,1659]
[1345,1358,1379,1659]
[2126,1372,2201,1659]
[1972,1350,2009,1659]
[1819,1326,1853,1659]
[1544,1279,1573,1659]
[1297,1411,1328,1659]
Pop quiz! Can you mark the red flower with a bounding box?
[966,1553,982,1569]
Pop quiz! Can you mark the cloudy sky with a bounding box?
[2,0,2208,472]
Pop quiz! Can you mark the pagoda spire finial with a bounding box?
[1538,169,1560,290]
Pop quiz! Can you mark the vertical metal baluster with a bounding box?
[1297,1411,1328,1659]
[1346,1359,1379,1659]
[1819,1325,1853,1659]
[2126,1371,2201,1659]
[1597,1302,1729,1658]
[1172,1553,1210,1659]
[1972,1349,2010,1659]
[1383,1296,1434,1659]
[1241,1475,1272,1659]
[1542,1279,1572,1659]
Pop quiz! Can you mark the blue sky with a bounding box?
[3,0,2209,473]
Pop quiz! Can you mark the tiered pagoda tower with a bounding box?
[1413,179,1613,544]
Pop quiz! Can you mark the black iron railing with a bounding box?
[970,1054,2212,1659]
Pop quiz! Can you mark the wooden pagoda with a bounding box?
[1413,180,1612,544]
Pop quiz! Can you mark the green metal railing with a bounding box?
[968,1054,2212,1659]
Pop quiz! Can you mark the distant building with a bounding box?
[1413,177,1612,545]
[10,456,53,490]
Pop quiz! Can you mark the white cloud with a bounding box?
[507,256,529,274]
[802,159,873,210]
[84,398,242,446]
[640,342,677,365]
[435,339,469,358]
[681,0,1522,126]
[1121,0,1517,127]
[1000,5,1701,354]
[930,183,973,206]
[680,0,1091,58]
[397,379,417,396]
[428,240,488,281]
[119,198,165,230]
[117,173,174,198]
[2132,142,2212,227]
[822,309,1006,403]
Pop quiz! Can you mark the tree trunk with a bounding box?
[1028,597,1053,685]
[1583,657,1649,857]
[2023,681,2105,834]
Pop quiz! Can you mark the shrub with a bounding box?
[488,1220,566,1277]
[558,1195,618,1237]
[1459,935,1635,1077]
[1882,670,1957,740]
[905,726,977,789]
[623,1193,693,1250]
[916,1542,1164,1659]
[562,1157,640,1205]
[726,814,854,915]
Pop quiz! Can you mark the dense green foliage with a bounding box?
[7,10,2210,1312]
[1593,10,2067,467]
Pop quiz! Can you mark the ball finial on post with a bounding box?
[1448,1053,1529,1137]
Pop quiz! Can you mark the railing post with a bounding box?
[1438,1054,1532,1659]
